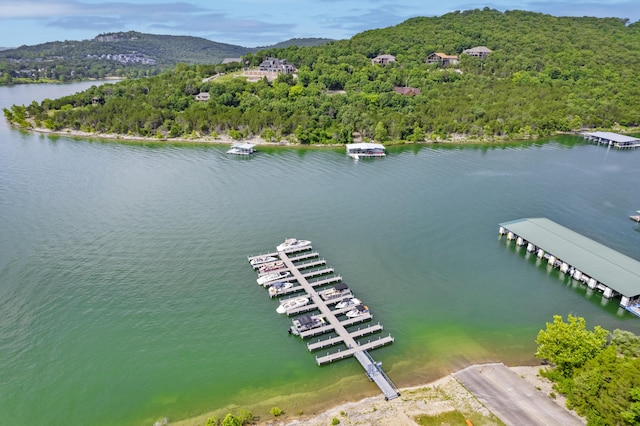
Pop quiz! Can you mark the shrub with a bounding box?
[270,406,282,417]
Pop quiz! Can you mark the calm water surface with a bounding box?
[1,82,639,425]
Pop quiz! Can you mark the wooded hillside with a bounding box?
[0,31,331,84]
[5,9,640,142]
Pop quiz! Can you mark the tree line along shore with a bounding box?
[4,9,640,145]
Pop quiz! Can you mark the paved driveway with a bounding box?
[454,363,584,426]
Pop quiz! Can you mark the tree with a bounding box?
[374,121,388,142]
[535,314,609,378]
[612,329,640,358]
[221,414,241,426]
[622,388,640,425]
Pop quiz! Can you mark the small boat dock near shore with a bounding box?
[247,239,400,400]
[346,142,386,159]
[226,142,256,155]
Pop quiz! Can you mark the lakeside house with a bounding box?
[258,57,297,74]
[371,54,396,65]
[426,52,459,66]
[394,86,421,96]
[194,92,210,102]
[462,46,492,58]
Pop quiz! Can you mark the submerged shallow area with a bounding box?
[1,82,640,425]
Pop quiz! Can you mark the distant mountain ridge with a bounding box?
[1,31,333,65]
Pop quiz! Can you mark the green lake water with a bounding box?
[1,82,640,425]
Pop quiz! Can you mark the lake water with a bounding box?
[1,82,639,425]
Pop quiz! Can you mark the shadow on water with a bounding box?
[501,237,636,321]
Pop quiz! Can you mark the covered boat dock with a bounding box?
[227,142,256,155]
[346,142,386,159]
[582,131,640,149]
[499,218,640,314]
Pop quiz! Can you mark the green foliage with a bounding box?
[414,411,467,426]
[535,314,608,377]
[331,418,340,425]
[218,410,252,426]
[205,417,218,426]
[7,9,640,142]
[536,315,640,425]
[270,406,282,417]
[0,32,329,86]
[221,413,241,426]
[612,329,640,358]
[622,388,640,424]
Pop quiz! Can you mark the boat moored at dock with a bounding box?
[346,304,369,318]
[319,283,351,300]
[276,296,310,314]
[335,297,362,309]
[249,255,278,267]
[288,314,326,335]
[256,260,286,274]
[276,238,312,252]
[257,271,291,286]
[268,281,294,297]
[246,238,399,400]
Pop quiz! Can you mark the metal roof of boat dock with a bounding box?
[583,132,640,143]
[346,142,385,150]
[499,218,640,297]
[230,142,256,149]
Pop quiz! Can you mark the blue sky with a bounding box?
[1,0,639,48]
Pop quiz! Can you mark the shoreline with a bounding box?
[170,363,583,426]
[20,125,573,148]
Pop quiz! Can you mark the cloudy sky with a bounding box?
[2,0,639,48]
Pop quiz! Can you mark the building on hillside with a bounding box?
[194,92,210,102]
[461,46,492,58]
[393,86,421,96]
[222,57,242,64]
[426,52,459,66]
[371,54,396,65]
[258,57,297,74]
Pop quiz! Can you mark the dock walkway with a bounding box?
[248,242,399,400]
[278,249,399,400]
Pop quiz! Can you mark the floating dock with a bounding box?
[581,132,640,149]
[346,142,386,159]
[227,142,256,155]
[247,240,400,400]
[499,218,640,316]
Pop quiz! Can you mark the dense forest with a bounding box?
[0,31,331,84]
[4,9,640,142]
[536,315,640,425]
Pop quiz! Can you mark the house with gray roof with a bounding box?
[371,54,396,65]
[258,57,297,74]
[462,46,492,58]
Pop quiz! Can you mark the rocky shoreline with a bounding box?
[21,125,541,147]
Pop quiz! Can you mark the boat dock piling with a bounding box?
[499,218,640,315]
[581,131,640,149]
[247,241,399,400]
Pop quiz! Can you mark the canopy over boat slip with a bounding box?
[500,217,640,298]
